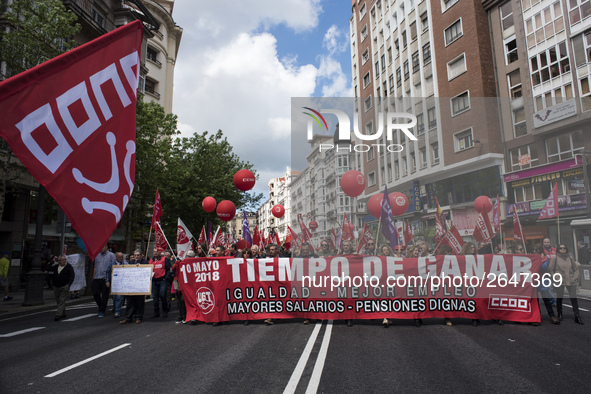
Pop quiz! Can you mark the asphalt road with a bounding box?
[1,297,591,393]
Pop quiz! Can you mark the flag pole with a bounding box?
[145,226,153,258]
[557,203,561,244]
[157,222,178,261]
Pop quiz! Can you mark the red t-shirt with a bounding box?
[151,256,166,279]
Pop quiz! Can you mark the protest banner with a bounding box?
[110,264,153,295]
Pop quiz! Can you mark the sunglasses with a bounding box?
[559,247,567,249]
[321,244,329,247]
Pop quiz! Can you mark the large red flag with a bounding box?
[539,183,558,220]
[284,226,293,249]
[512,205,525,241]
[152,188,162,230]
[402,220,413,246]
[492,194,501,231]
[356,223,374,254]
[342,213,355,241]
[330,228,337,250]
[198,225,207,245]
[441,225,465,254]
[0,21,143,260]
[155,224,168,252]
[298,214,313,244]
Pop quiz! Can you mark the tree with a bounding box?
[0,0,80,78]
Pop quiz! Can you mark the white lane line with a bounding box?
[305,320,333,394]
[0,327,45,338]
[563,304,590,312]
[283,322,323,394]
[577,296,591,301]
[62,314,95,322]
[45,343,131,378]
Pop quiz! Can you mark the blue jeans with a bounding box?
[113,295,125,315]
[151,278,168,315]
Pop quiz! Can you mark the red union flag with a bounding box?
[513,205,525,241]
[198,225,207,245]
[356,223,374,254]
[177,218,193,260]
[0,21,143,260]
[539,183,558,220]
[473,210,494,243]
[155,224,168,252]
[441,225,465,254]
[152,188,162,229]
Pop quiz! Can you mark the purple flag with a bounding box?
[381,185,399,247]
[242,210,252,244]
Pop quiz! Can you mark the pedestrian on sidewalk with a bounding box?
[0,252,12,301]
[549,244,584,325]
[52,255,75,321]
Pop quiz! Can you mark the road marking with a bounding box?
[305,320,333,394]
[283,322,323,394]
[563,304,589,312]
[0,327,45,338]
[62,314,95,322]
[45,343,131,378]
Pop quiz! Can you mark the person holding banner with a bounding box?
[460,242,483,327]
[196,244,207,258]
[318,240,333,257]
[549,245,584,325]
[106,252,127,318]
[380,245,394,257]
[150,248,172,319]
[120,250,148,324]
[52,255,75,321]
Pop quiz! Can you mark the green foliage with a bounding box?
[0,0,80,78]
[127,99,263,243]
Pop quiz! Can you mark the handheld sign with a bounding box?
[111,264,153,295]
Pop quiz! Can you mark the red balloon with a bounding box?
[309,220,318,231]
[390,192,409,216]
[340,170,366,197]
[368,193,384,218]
[216,200,236,222]
[475,195,492,213]
[202,196,216,212]
[236,239,251,250]
[272,204,285,218]
[233,169,256,191]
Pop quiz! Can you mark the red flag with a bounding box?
[209,226,223,249]
[342,213,355,241]
[253,226,264,250]
[298,214,313,243]
[435,214,445,244]
[356,223,374,254]
[272,232,281,246]
[512,205,525,241]
[330,228,337,250]
[152,188,162,230]
[155,224,168,252]
[198,226,207,245]
[492,194,501,231]
[0,21,143,260]
[284,226,293,248]
[441,225,465,254]
[473,211,494,243]
[404,221,413,246]
[539,183,558,220]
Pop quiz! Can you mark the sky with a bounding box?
[172,0,354,197]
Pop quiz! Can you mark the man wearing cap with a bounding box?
[150,248,172,318]
[93,245,116,317]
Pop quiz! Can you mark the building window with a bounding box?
[500,1,514,33]
[404,60,410,80]
[530,41,570,86]
[451,91,470,116]
[410,152,416,173]
[364,96,372,112]
[359,3,367,20]
[387,163,392,181]
[534,84,573,111]
[514,183,543,203]
[580,76,591,111]
[569,0,591,26]
[508,70,522,98]
[423,42,431,64]
[447,54,466,80]
[375,61,380,78]
[363,72,371,88]
[368,172,376,187]
[361,25,368,41]
[396,67,402,86]
[366,120,373,136]
[421,13,429,31]
[368,146,375,161]
[416,113,425,134]
[389,74,395,93]
[92,9,106,28]
[394,160,400,180]
[431,143,440,165]
[410,22,417,41]
[504,37,518,64]
[428,107,437,129]
[545,130,584,163]
[388,47,393,64]
[402,156,408,176]
[513,108,527,137]
[395,39,400,57]
[362,49,369,64]
[443,0,460,12]
[420,148,427,168]
[525,2,564,48]
[412,51,420,73]
[454,128,473,151]
[381,54,386,72]
[445,19,462,45]
[402,31,407,48]
[509,144,539,171]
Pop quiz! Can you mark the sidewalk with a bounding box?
[0,288,95,319]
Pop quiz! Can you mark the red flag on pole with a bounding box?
[155,224,168,252]
[198,225,207,245]
[330,228,337,250]
[342,213,355,241]
[539,183,559,220]
[284,226,293,249]
[492,194,501,231]
[0,20,143,260]
[441,225,465,254]
[298,214,313,244]
[512,205,525,241]
[403,220,413,246]
[151,188,162,230]
[473,211,494,243]
[356,223,374,254]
